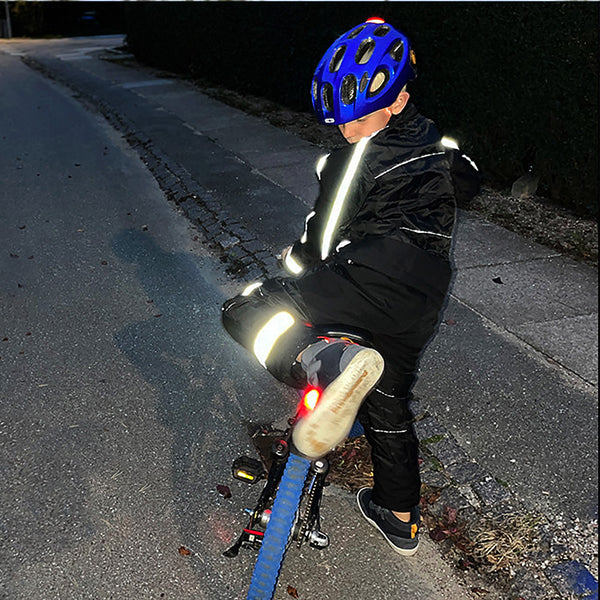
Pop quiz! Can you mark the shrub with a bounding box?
[122,3,596,217]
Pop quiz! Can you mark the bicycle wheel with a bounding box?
[247,452,311,600]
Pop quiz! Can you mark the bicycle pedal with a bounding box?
[232,456,265,484]
[308,530,329,549]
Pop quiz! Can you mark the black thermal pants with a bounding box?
[222,260,447,511]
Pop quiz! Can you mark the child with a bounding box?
[222,17,480,556]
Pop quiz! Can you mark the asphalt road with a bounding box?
[0,47,287,599]
[0,40,509,600]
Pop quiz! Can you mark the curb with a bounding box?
[415,412,598,600]
[21,54,278,287]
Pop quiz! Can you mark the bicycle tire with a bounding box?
[247,453,311,600]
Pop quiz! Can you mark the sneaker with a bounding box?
[292,339,384,459]
[357,487,420,556]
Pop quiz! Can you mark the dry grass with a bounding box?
[469,513,544,573]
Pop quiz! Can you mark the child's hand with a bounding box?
[275,245,291,270]
[280,245,292,262]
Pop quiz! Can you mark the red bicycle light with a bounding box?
[366,17,385,24]
[303,388,320,412]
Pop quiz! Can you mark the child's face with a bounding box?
[338,108,392,144]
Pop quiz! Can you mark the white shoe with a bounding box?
[292,346,384,459]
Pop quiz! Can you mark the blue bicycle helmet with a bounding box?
[312,18,417,125]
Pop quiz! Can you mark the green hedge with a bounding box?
[124,3,598,217]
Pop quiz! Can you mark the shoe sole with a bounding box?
[292,349,384,459]
[357,488,419,557]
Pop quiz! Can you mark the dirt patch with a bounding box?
[470,187,598,265]
[328,435,374,492]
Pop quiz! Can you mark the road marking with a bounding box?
[119,79,175,89]
[58,55,93,61]
[56,46,108,60]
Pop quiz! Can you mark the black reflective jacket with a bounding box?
[287,104,480,297]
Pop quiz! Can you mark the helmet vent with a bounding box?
[312,79,318,102]
[373,25,390,37]
[322,83,334,111]
[329,45,346,73]
[355,39,376,65]
[359,72,369,94]
[340,74,357,105]
[389,39,406,63]
[347,24,367,39]
[368,69,389,97]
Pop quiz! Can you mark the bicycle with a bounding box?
[224,330,371,600]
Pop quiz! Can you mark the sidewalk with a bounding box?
[2,36,597,598]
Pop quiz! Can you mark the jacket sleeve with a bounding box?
[283,138,375,276]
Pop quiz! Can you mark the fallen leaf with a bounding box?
[217,484,232,499]
[26,332,32,336]
[178,546,191,556]
[471,588,490,596]
[492,277,504,284]
[19,225,26,230]
[344,447,357,461]
[444,319,457,325]
[429,526,449,541]
[287,586,299,598]
[2,338,8,342]
[154,314,162,318]
[444,506,458,524]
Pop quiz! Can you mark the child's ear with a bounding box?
[390,90,410,115]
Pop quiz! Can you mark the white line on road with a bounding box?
[58,55,93,61]
[56,46,108,60]
[119,79,175,89]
